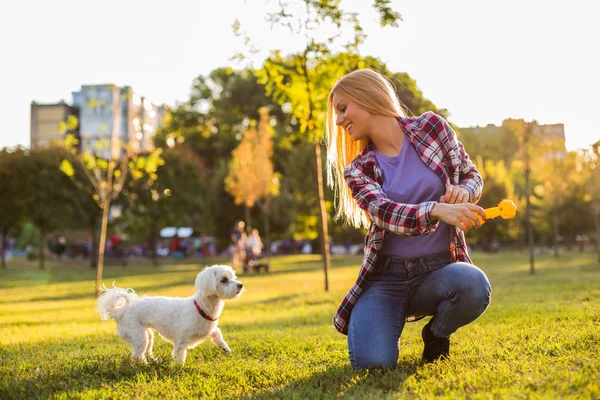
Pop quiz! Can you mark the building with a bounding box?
[30,101,79,150]
[534,123,567,159]
[72,84,167,156]
[31,84,167,156]
[459,120,566,161]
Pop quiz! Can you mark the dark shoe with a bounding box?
[422,317,450,362]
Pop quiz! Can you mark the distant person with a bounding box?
[325,69,490,368]
[110,233,120,257]
[230,221,246,272]
[244,229,263,272]
[344,238,352,255]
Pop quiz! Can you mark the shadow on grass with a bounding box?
[0,319,425,400]
[0,334,209,400]
[1,334,421,400]
[244,359,421,399]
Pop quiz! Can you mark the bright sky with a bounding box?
[1,0,598,151]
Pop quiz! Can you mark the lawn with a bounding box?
[1,251,599,399]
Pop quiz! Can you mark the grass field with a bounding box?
[1,251,599,399]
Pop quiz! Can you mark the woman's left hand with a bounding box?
[440,185,470,204]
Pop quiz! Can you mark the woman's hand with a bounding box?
[440,185,470,204]
[431,202,486,230]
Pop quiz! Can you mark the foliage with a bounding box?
[119,145,208,264]
[0,148,27,267]
[18,147,95,268]
[225,108,280,209]
[154,68,287,171]
[58,96,164,293]
[457,122,520,165]
[465,157,520,248]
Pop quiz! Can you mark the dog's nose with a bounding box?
[237,283,243,290]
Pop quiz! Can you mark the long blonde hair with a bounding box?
[325,69,408,229]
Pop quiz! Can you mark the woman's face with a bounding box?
[332,92,372,141]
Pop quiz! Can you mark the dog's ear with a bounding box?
[195,266,217,295]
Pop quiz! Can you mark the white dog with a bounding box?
[95,264,244,364]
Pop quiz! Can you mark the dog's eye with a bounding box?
[220,277,229,284]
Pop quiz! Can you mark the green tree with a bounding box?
[122,145,207,266]
[531,138,576,257]
[466,157,518,250]
[507,119,540,273]
[21,147,84,268]
[0,148,27,268]
[155,68,291,247]
[580,140,600,262]
[249,0,402,290]
[457,122,521,165]
[60,95,164,295]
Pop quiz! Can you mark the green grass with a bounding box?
[1,251,599,399]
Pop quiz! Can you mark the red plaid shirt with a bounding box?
[333,111,483,335]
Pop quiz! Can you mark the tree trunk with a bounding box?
[39,230,46,269]
[552,212,560,258]
[523,123,535,274]
[96,201,110,296]
[89,218,98,268]
[313,141,331,291]
[301,53,330,291]
[595,211,600,264]
[262,199,272,262]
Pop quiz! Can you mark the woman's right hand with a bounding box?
[431,202,486,230]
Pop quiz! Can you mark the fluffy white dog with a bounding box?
[95,264,244,364]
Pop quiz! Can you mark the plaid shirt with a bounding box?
[333,111,483,335]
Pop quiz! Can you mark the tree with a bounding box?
[122,145,207,266]
[580,140,600,262]
[531,137,575,257]
[226,107,281,259]
[246,0,402,290]
[59,92,164,295]
[465,157,518,250]
[0,148,26,268]
[225,108,280,223]
[154,68,291,246]
[156,60,442,251]
[507,119,538,274]
[457,122,521,166]
[20,147,86,268]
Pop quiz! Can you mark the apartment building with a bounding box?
[459,120,567,161]
[31,84,167,155]
[30,101,79,150]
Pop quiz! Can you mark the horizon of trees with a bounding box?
[2,55,599,269]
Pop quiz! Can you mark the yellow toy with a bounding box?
[478,199,517,225]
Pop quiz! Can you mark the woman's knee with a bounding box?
[453,263,492,310]
[350,345,398,369]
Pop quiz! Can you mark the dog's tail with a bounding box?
[95,283,139,321]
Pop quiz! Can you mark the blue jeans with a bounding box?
[348,252,491,369]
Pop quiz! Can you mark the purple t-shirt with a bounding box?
[375,135,451,258]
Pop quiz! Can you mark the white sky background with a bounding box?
[1,0,598,151]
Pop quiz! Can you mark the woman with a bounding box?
[325,69,491,369]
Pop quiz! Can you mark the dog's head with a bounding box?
[195,265,244,300]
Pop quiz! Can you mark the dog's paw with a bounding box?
[221,346,232,353]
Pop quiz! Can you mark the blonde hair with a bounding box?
[325,69,408,229]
